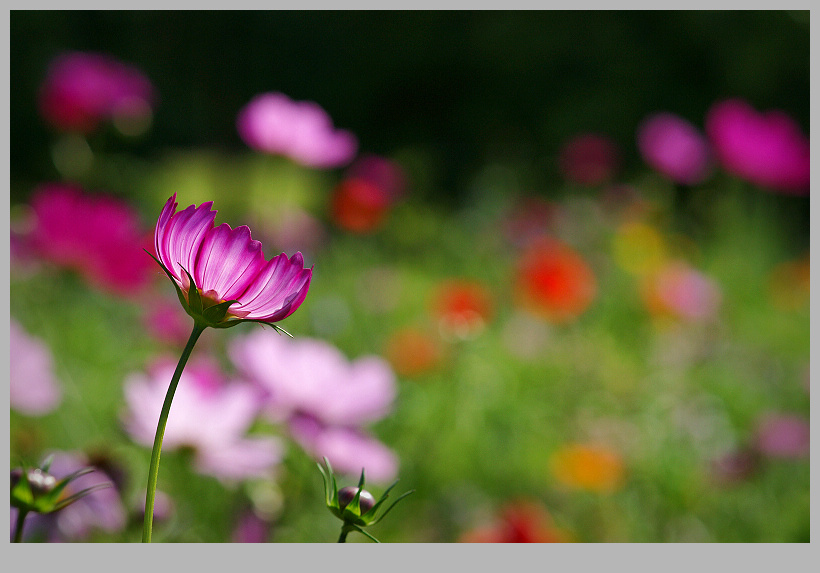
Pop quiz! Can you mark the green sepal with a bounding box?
[368,488,415,525]
[145,250,191,314]
[52,483,112,512]
[179,265,204,316]
[202,298,240,323]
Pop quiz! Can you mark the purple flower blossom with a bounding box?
[154,193,312,324]
[10,319,62,416]
[122,357,283,481]
[637,112,712,185]
[11,451,126,542]
[26,183,156,297]
[228,330,399,482]
[39,51,156,133]
[755,413,810,459]
[237,91,358,168]
[705,98,810,194]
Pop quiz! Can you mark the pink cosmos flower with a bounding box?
[558,133,621,186]
[122,357,284,481]
[289,415,399,484]
[705,99,810,194]
[153,193,312,326]
[39,51,156,133]
[27,183,156,297]
[237,92,358,168]
[10,319,62,416]
[228,330,399,482]
[11,451,126,542]
[637,112,712,185]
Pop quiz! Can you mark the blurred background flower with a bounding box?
[237,91,357,168]
[514,237,597,323]
[705,98,810,194]
[229,330,399,482]
[460,501,572,543]
[9,11,809,543]
[122,357,284,482]
[24,183,156,297]
[38,51,156,135]
[10,319,63,416]
[637,112,712,186]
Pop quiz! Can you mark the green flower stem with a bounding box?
[142,322,206,543]
[13,509,29,543]
[338,523,353,543]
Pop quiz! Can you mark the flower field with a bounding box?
[9,12,809,544]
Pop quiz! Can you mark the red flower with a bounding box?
[330,178,392,233]
[460,501,571,543]
[431,280,494,338]
[514,238,597,323]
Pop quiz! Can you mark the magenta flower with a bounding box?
[39,51,156,133]
[637,112,712,185]
[153,193,312,329]
[229,330,399,482]
[705,99,810,194]
[122,357,284,481]
[27,183,156,297]
[10,451,126,542]
[10,319,62,416]
[237,91,358,168]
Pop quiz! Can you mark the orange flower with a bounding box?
[432,280,494,338]
[514,238,596,323]
[460,501,572,543]
[549,443,625,492]
[383,327,443,377]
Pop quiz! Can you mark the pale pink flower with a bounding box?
[642,261,722,323]
[705,98,809,194]
[289,415,399,483]
[10,319,62,416]
[39,51,156,133]
[122,357,283,481]
[228,330,398,482]
[237,92,357,168]
[637,112,712,185]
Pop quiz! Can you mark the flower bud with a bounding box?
[338,486,375,514]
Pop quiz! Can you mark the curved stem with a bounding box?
[142,323,206,543]
[338,523,352,543]
[13,509,28,543]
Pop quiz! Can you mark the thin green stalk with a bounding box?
[13,509,28,543]
[338,524,352,543]
[142,322,206,543]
